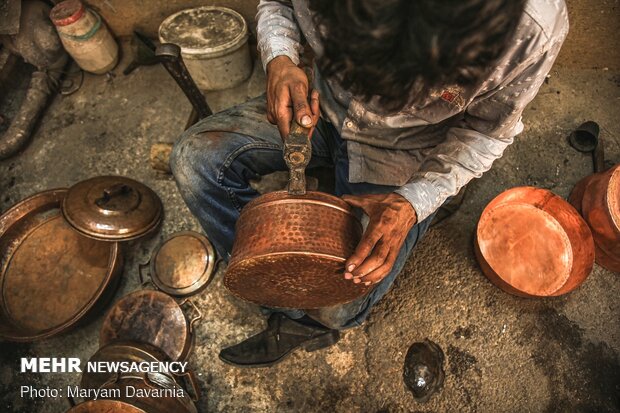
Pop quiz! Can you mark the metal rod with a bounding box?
[156,43,212,119]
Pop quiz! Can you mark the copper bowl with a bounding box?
[224,191,371,309]
[475,187,595,297]
[574,165,620,272]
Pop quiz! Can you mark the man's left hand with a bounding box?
[341,193,417,286]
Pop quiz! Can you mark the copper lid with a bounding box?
[62,176,163,241]
[148,231,216,297]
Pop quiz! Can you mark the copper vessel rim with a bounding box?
[607,167,620,231]
[240,198,357,218]
[61,201,163,241]
[240,191,358,217]
[229,250,348,266]
[0,189,121,341]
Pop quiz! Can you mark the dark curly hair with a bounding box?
[310,0,527,111]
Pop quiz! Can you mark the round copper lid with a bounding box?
[62,176,163,241]
[147,231,216,297]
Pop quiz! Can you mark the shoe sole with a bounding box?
[219,331,340,368]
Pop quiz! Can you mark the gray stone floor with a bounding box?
[0,43,619,413]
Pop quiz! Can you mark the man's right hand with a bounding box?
[266,56,320,139]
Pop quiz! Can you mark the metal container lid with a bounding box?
[62,176,163,241]
[158,6,248,57]
[147,231,216,297]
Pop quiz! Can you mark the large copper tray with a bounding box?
[225,191,371,309]
[475,187,595,297]
[0,189,122,341]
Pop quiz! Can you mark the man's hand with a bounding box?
[266,56,320,138]
[342,193,417,286]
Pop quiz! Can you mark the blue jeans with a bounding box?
[170,95,436,330]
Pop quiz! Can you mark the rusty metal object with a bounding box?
[99,290,202,361]
[0,189,122,341]
[570,164,620,272]
[225,190,370,308]
[475,187,595,297]
[62,176,163,241]
[284,122,312,195]
[78,342,198,413]
[140,231,216,297]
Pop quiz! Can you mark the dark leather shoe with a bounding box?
[219,313,340,368]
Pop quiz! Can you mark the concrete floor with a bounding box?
[0,43,619,413]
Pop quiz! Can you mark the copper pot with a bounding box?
[224,190,371,309]
[99,290,202,362]
[78,341,199,413]
[0,189,122,341]
[569,164,620,272]
[475,187,595,297]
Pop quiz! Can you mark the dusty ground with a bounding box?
[0,41,619,413]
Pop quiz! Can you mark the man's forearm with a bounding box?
[256,0,304,71]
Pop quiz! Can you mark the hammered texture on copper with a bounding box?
[225,254,370,308]
[99,290,189,361]
[225,191,367,308]
[3,215,112,333]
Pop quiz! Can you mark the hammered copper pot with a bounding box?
[475,187,595,297]
[569,164,620,272]
[224,190,371,309]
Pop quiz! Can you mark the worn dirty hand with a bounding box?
[266,56,320,139]
[342,193,417,285]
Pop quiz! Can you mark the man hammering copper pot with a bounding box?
[3,0,620,410]
[170,0,569,374]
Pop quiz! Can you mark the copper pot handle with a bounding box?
[95,183,133,207]
[138,261,153,287]
[173,369,202,402]
[180,298,202,333]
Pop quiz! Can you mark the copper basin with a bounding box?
[224,191,371,309]
[569,164,620,272]
[475,187,595,297]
